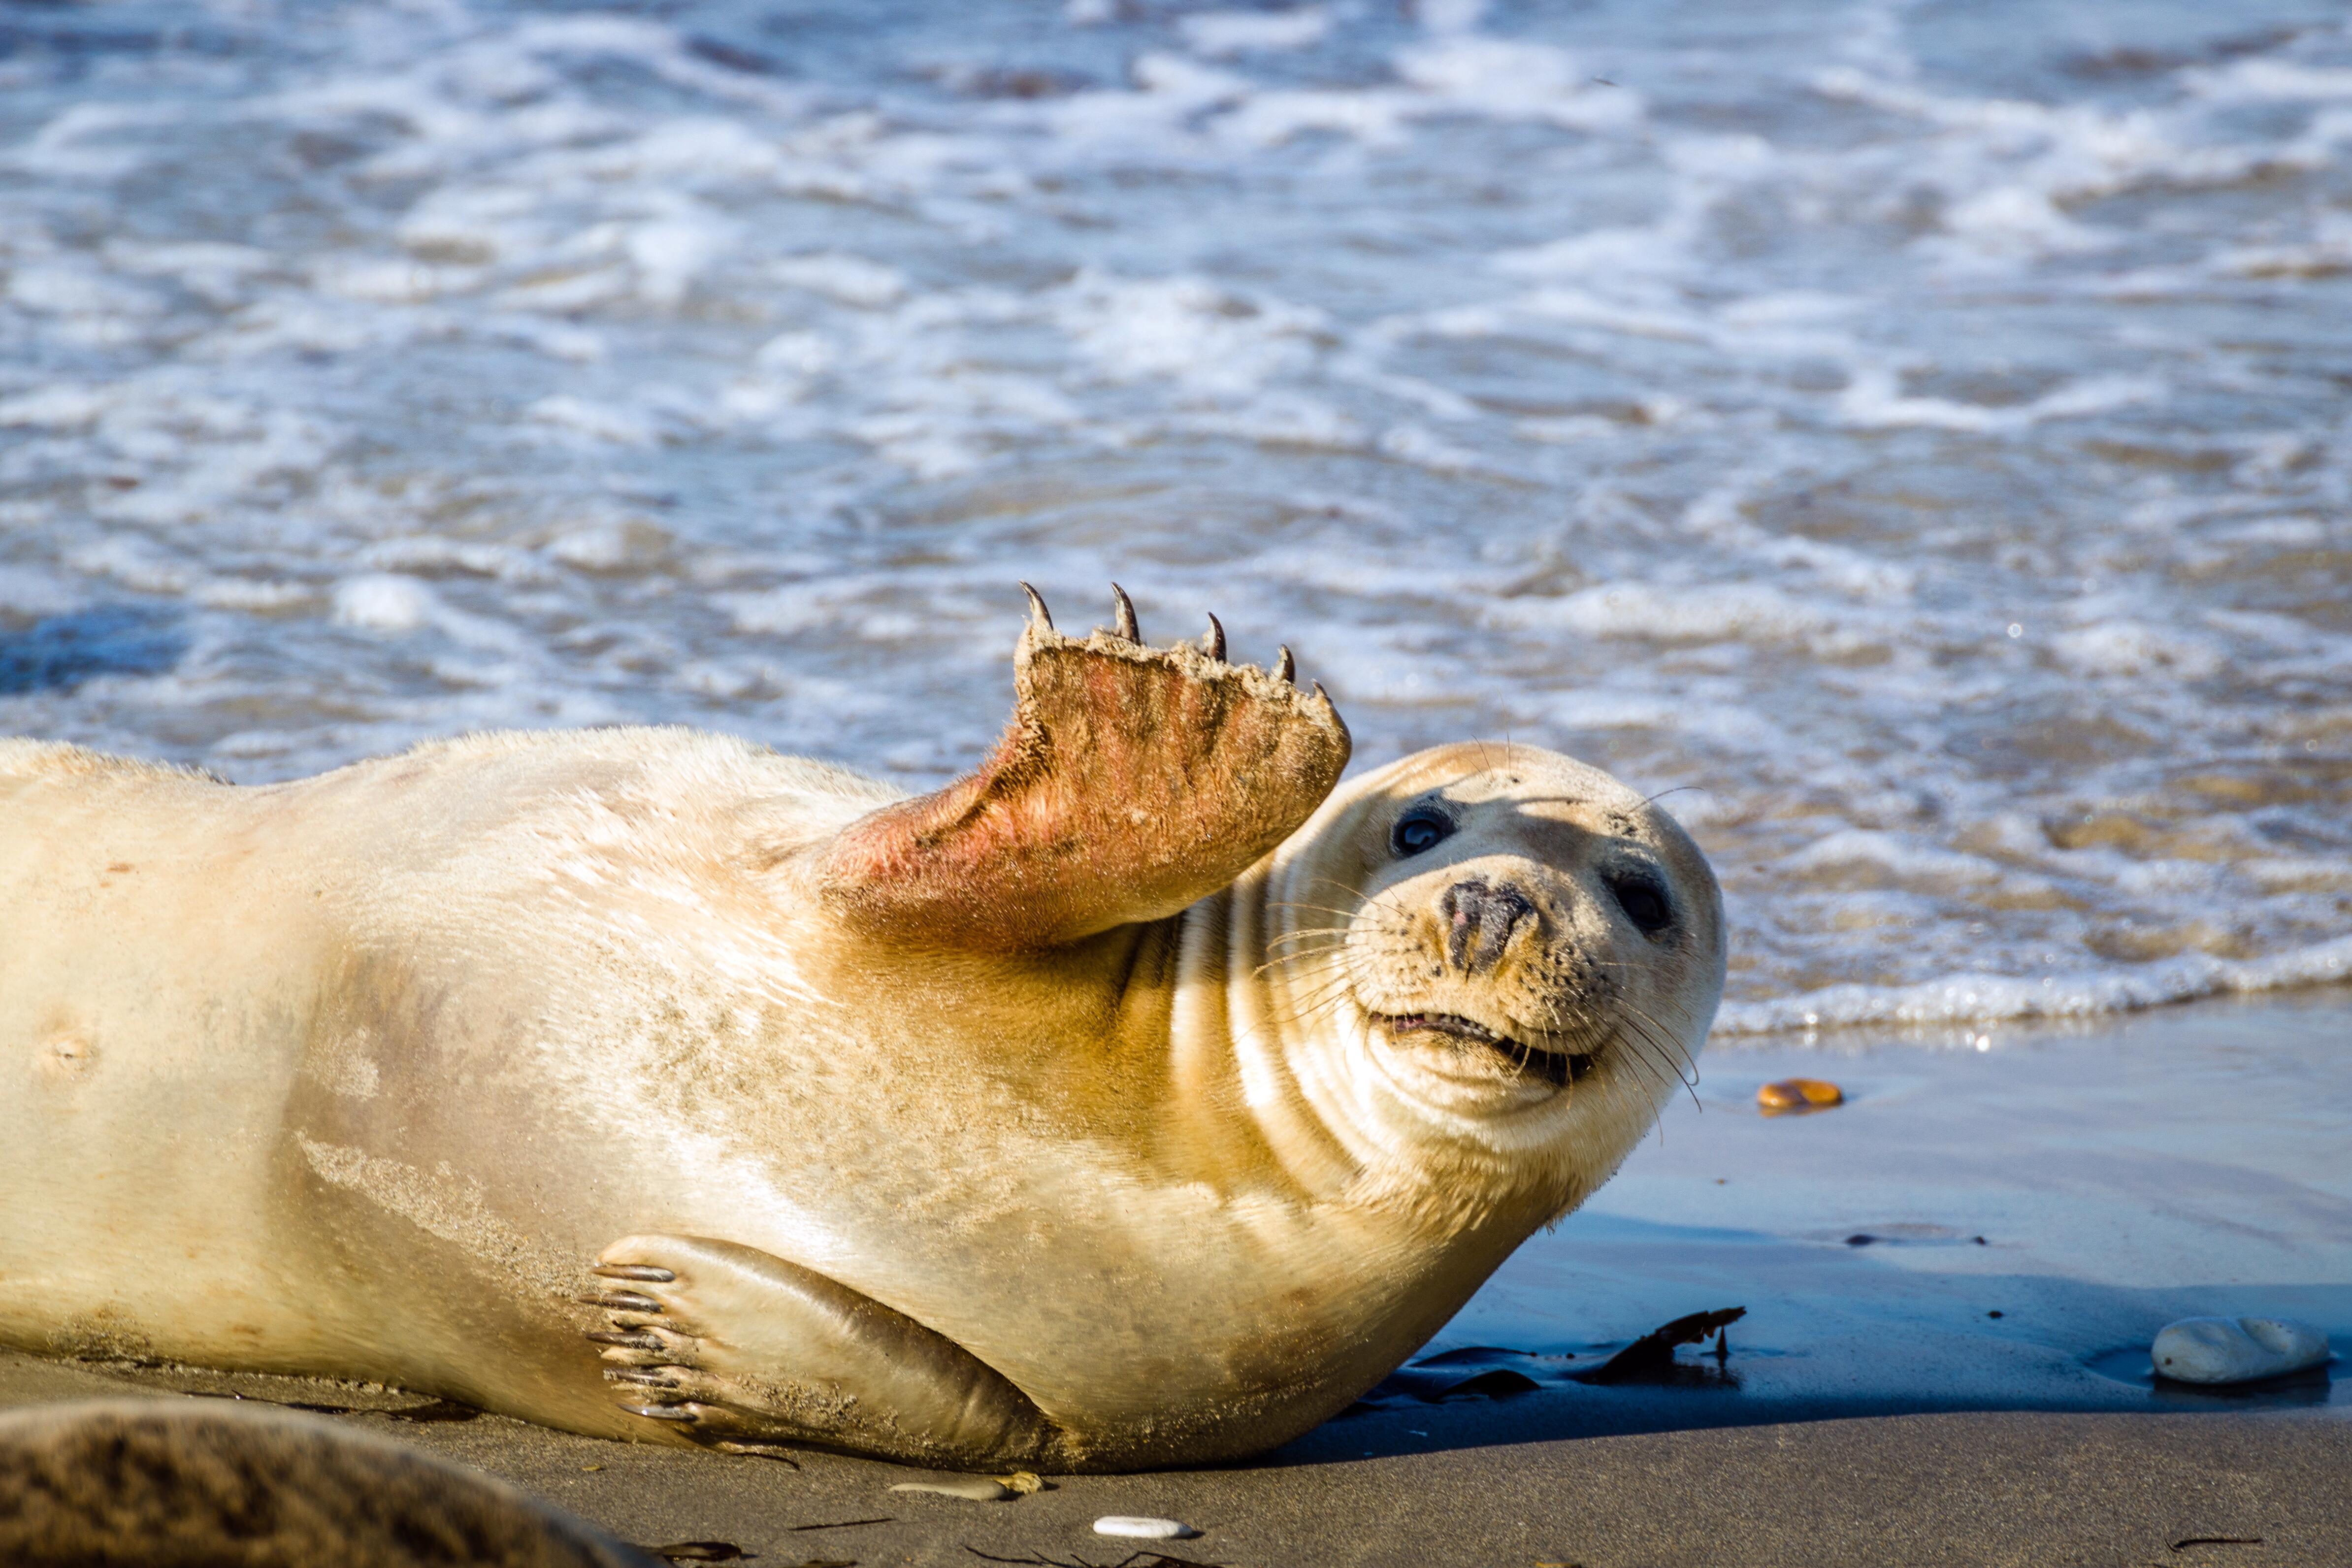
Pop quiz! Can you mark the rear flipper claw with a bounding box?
[592,1263,675,1283]
[621,1403,699,1423]
[606,1368,682,1389]
[577,1290,662,1312]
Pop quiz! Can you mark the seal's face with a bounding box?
[1260,743,1726,1219]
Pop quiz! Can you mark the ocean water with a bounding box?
[6,0,2352,1034]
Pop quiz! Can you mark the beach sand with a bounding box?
[4,990,2346,1566]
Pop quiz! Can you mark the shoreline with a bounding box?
[1713,945,2352,1038]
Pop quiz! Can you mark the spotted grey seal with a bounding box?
[0,587,1724,1471]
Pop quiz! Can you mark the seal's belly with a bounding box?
[0,766,341,1366]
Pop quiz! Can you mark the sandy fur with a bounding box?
[0,706,1720,1469]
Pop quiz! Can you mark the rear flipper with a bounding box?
[582,1235,1062,1470]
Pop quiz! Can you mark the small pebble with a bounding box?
[2152,1316,2332,1385]
[1095,1516,1197,1539]
[890,1477,1013,1503]
[1758,1078,1844,1114]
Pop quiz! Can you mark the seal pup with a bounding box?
[0,1399,655,1567]
[0,587,1724,1471]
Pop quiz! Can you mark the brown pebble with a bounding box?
[1758,1078,1843,1114]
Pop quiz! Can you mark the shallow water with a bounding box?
[7,0,2352,1028]
[1288,991,2351,1457]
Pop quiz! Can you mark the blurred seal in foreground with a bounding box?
[0,1399,654,1567]
[1,586,1722,1471]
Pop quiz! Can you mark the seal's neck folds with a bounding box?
[1163,858,1585,1232]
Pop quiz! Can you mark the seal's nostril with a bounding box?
[1440,880,1535,974]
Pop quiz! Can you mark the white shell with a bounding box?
[1094,1516,1197,1539]
[2151,1316,2332,1385]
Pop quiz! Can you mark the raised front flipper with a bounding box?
[819,586,1349,949]
[583,1235,1063,1470]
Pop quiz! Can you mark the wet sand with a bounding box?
[4,991,2348,1565]
[2,1350,2344,1568]
[1389,986,2352,1443]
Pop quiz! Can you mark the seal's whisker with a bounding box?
[1266,901,1409,925]
[1605,993,1701,1103]
[1266,990,1363,1031]
[1263,928,1364,949]
[1584,1004,1676,1104]
[1267,964,1368,1013]
[1302,872,1385,901]
[1643,1017,1699,1091]
[1290,930,1417,956]
[1624,1017,1698,1112]
[1255,940,1353,967]
[1620,997,1699,1089]
[1251,942,1377,980]
[1286,962,1371,999]
[1302,877,1418,922]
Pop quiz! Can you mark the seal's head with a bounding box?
[1257,742,1725,1224]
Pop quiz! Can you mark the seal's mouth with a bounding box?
[1375,1012,1595,1087]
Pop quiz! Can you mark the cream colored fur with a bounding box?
[0,717,1721,1470]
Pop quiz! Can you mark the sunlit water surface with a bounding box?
[8,0,2352,1031]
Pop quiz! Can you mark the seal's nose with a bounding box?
[1441,879,1535,975]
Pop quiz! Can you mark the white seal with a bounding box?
[0,585,1724,1472]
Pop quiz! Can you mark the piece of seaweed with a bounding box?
[1572,1307,1746,1385]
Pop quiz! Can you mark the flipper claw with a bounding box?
[606,1369,680,1388]
[592,1263,676,1283]
[621,1403,698,1422]
[577,1291,662,1312]
[585,1329,663,1350]
[1020,581,1053,629]
[1203,613,1226,661]
[1274,645,1295,684]
[1111,584,1139,642]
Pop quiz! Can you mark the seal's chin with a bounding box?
[1373,1012,1596,1088]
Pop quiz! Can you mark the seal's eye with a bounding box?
[1608,874,1673,935]
[1390,806,1455,859]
